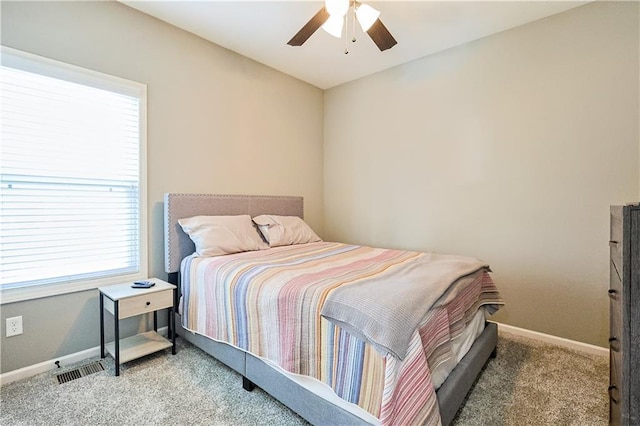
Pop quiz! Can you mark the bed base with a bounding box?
[437,321,497,425]
[174,312,497,426]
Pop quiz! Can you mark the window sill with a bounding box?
[0,272,148,305]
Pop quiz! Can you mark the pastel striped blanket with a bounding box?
[180,242,503,425]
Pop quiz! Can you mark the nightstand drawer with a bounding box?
[103,289,173,319]
[118,290,173,319]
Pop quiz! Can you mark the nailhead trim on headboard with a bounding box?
[163,193,304,273]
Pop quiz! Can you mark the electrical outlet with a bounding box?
[6,316,23,337]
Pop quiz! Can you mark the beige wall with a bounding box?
[324,1,639,347]
[1,0,637,375]
[0,1,323,373]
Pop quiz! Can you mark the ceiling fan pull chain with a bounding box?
[344,14,349,54]
[352,3,357,43]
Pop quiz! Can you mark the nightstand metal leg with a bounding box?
[99,294,105,358]
[171,306,176,355]
[114,300,120,376]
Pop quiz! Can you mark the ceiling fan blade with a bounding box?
[366,18,397,51]
[287,7,331,46]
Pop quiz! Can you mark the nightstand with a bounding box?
[99,278,177,376]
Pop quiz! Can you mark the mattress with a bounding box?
[179,242,503,425]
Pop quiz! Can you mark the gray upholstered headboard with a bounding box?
[163,193,304,274]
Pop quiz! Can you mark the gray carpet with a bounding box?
[452,332,608,425]
[0,331,608,425]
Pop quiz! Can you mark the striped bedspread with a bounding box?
[180,242,503,425]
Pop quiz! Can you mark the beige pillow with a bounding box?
[178,215,268,256]
[252,215,321,247]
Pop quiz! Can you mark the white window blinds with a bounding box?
[1,47,147,295]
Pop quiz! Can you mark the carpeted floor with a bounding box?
[0,331,608,425]
[451,332,608,425]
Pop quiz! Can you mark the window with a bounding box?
[0,46,147,303]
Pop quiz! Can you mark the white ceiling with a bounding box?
[121,1,590,89]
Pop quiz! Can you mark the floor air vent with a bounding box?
[56,361,105,384]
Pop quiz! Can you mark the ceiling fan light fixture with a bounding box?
[322,14,344,38]
[288,1,396,52]
[355,3,380,32]
[325,0,349,17]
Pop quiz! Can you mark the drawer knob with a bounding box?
[146,301,151,306]
[609,337,620,352]
[608,289,617,298]
[608,385,619,404]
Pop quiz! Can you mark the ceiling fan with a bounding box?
[288,0,397,52]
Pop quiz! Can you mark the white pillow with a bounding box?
[178,215,268,256]
[252,215,321,247]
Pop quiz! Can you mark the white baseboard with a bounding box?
[2,324,606,386]
[0,346,101,386]
[0,327,168,386]
[491,321,608,357]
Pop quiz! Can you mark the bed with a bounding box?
[164,193,503,425]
